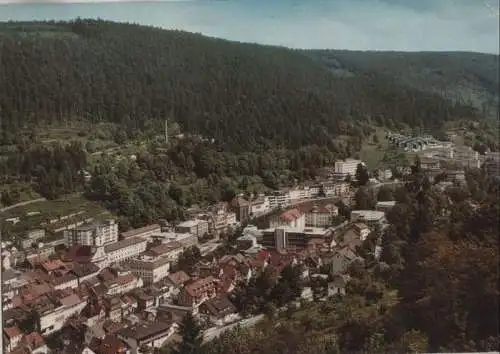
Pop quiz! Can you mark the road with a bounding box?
[202,314,265,343]
[1,198,47,213]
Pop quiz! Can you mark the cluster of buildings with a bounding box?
[0,177,357,354]
[386,132,453,152]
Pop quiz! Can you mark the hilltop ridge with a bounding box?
[0,19,491,150]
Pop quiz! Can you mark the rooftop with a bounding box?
[176,219,204,228]
[121,224,161,239]
[117,321,172,341]
[104,236,146,253]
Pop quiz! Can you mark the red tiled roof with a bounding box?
[279,208,302,222]
[4,326,22,339]
[40,259,65,272]
[96,334,128,354]
[167,271,190,286]
[23,332,45,348]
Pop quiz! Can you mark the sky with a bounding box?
[0,0,498,53]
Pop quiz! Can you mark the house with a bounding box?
[328,274,351,296]
[166,271,191,289]
[4,326,23,352]
[329,247,362,275]
[198,294,239,326]
[299,287,314,302]
[22,332,49,354]
[88,334,131,354]
[116,321,177,353]
[177,276,218,309]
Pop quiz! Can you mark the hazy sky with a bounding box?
[0,0,498,53]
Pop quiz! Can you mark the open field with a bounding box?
[2,194,112,239]
[359,128,389,169]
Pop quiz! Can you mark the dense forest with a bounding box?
[306,50,499,117]
[0,19,486,151]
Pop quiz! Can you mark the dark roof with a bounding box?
[121,224,161,239]
[117,321,172,341]
[71,263,100,277]
[199,295,237,318]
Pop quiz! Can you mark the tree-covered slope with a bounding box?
[0,20,482,150]
[305,50,499,117]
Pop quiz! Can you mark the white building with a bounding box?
[375,201,397,212]
[350,210,386,224]
[250,195,271,215]
[104,236,148,266]
[267,191,292,209]
[64,220,118,248]
[288,187,312,201]
[152,232,198,248]
[334,159,363,177]
[38,293,87,336]
[126,254,171,285]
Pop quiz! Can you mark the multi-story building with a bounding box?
[64,220,118,248]
[322,182,350,197]
[288,187,312,201]
[21,229,46,250]
[250,195,271,215]
[147,241,184,262]
[117,321,177,353]
[151,232,198,248]
[334,159,363,177]
[177,276,219,309]
[121,224,161,241]
[230,196,251,222]
[104,237,148,266]
[261,227,331,252]
[175,219,209,238]
[30,290,87,336]
[269,209,306,229]
[267,191,292,209]
[303,204,339,228]
[126,254,171,285]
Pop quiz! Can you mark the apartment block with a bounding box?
[261,227,331,252]
[175,219,209,237]
[126,254,171,285]
[104,236,148,266]
[64,219,118,248]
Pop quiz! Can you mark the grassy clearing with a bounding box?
[360,128,389,169]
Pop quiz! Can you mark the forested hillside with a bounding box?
[306,50,499,117]
[0,19,483,150]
